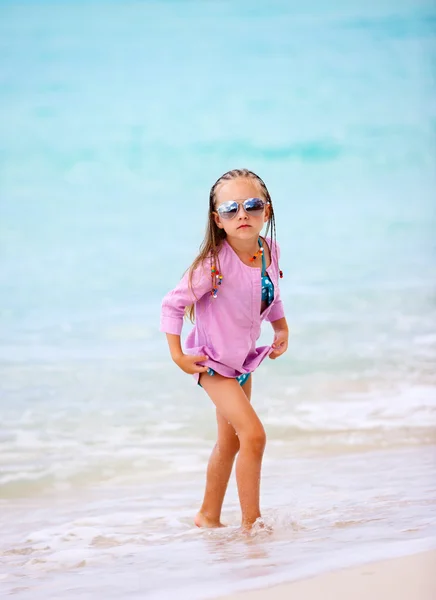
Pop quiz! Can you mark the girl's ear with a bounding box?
[264,203,271,223]
[213,212,224,229]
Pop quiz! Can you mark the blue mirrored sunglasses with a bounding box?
[216,197,268,221]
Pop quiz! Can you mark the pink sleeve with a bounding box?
[160,261,211,335]
[265,240,286,323]
[265,298,286,322]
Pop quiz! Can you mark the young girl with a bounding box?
[160,168,289,531]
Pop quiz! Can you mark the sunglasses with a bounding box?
[216,197,268,221]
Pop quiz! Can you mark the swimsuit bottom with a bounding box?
[198,368,251,388]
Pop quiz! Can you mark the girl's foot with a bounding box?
[194,511,226,528]
[241,517,272,533]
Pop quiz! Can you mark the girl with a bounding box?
[160,168,288,531]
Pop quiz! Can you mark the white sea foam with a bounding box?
[1,448,435,599]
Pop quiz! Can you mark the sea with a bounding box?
[1,0,435,598]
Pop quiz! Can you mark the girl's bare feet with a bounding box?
[194,511,226,528]
[242,517,272,533]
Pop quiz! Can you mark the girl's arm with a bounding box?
[166,333,208,375]
[265,297,285,323]
[269,316,289,360]
[166,332,184,360]
[267,239,287,358]
[265,239,285,323]
[161,261,212,374]
[160,261,212,335]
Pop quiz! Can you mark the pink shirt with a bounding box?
[160,238,285,380]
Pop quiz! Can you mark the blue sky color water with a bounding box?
[0,1,435,597]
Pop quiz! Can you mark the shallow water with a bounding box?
[1,448,436,599]
[1,0,436,597]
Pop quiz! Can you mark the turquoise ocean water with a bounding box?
[1,1,436,598]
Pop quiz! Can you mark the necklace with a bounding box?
[210,241,283,299]
[249,246,264,262]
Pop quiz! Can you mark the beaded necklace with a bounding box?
[249,245,264,262]
[211,239,283,299]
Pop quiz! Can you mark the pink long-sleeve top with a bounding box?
[160,238,285,380]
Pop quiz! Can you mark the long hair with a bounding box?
[185,168,278,322]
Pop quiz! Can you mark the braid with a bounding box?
[185,168,279,322]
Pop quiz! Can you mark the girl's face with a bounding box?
[213,177,270,240]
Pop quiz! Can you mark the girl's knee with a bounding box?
[218,434,240,457]
[240,426,266,454]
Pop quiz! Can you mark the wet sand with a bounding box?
[216,550,436,600]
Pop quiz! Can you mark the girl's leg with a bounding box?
[195,376,252,528]
[197,373,265,530]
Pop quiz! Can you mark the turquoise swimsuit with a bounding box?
[201,238,274,387]
[259,237,274,307]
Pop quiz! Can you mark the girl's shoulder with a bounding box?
[189,243,227,276]
[214,240,231,264]
[263,235,280,249]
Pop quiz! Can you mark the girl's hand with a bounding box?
[269,329,288,359]
[172,353,209,375]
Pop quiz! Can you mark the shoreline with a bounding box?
[216,550,436,600]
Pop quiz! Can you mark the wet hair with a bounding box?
[185,168,278,322]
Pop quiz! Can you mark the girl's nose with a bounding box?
[237,204,248,218]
